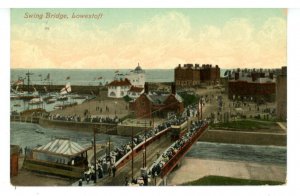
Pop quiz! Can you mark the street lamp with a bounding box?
[93,127,97,183]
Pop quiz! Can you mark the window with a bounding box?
[110,91,116,97]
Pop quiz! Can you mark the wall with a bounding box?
[39,118,145,136]
[134,94,152,118]
[200,129,286,146]
[276,75,287,121]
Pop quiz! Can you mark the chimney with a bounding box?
[171,82,176,94]
[282,66,287,75]
[252,73,257,82]
[178,64,181,68]
[234,72,239,80]
[144,82,149,94]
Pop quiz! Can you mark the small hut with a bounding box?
[10,145,20,176]
[23,139,92,178]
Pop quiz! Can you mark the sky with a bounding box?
[11,8,287,69]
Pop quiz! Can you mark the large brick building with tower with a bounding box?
[174,63,220,87]
[130,83,184,118]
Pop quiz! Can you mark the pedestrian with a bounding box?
[98,165,103,179]
[112,165,116,177]
[86,173,90,184]
[78,179,82,186]
[125,177,129,186]
[108,165,112,177]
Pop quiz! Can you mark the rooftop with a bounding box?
[33,139,91,157]
[129,86,144,93]
[107,78,131,87]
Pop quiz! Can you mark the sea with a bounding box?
[11,69,228,86]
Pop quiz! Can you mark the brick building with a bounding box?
[130,83,184,118]
[174,63,220,86]
[228,69,276,102]
[276,66,287,121]
[200,64,221,83]
[10,145,20,177]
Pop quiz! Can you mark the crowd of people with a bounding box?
[82,116,120,124]
[79,155,118,185]
[47,113,120,124]
[48,114,82,122]
[77,115,191,186]
[149,120,207,178]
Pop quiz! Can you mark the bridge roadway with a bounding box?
[96,131,173,186]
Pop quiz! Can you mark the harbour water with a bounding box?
[11,96,86,113]
[10,122,130,150]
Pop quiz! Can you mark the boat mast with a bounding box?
[26,70,33,93]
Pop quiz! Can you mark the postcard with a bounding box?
[10,8,287,187]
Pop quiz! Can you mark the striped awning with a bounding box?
[34,139,91,157]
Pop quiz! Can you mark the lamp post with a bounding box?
[154,172,157,186]
[93,126,97,183]
[200,96,203,120]
[131,126,134,181]
[144,120,147,168]
[108,136,111,163]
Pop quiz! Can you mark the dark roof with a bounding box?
[145,93,183,104]
[146,94,168,104]
[107,78,131,87]
[129,86,144,93]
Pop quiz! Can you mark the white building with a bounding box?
[107,78,132,98]
[125,64,145,88]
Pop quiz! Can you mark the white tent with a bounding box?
[33,139,90,157]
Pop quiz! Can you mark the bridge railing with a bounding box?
[115,127,171,170]
[147,121,208,179]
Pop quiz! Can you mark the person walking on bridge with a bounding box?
[108,165,112,177]
[112,164,116,177]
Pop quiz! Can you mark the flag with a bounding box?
[66,76,70,80]
[14,80,24,85]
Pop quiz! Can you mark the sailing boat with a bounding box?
[11,71,39,100]
[57,82,71,101]
[28,97,43,105]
